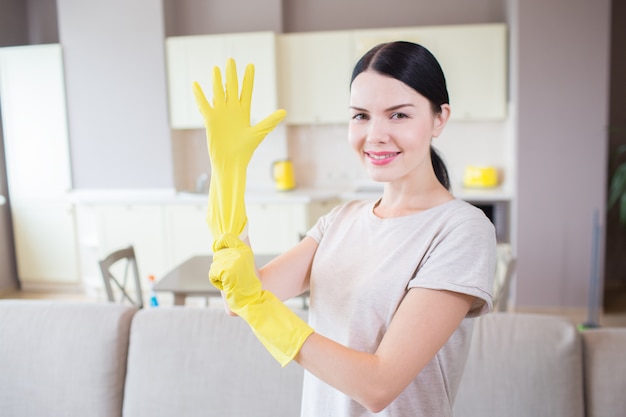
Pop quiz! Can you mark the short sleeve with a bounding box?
[306,202,348,244]
[408,217,497,317]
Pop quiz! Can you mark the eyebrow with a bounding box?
[349,103,415,112]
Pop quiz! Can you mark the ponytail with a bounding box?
[431,146,450,191]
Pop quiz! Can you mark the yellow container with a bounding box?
[463,166,499,188]
[272,160,296,191]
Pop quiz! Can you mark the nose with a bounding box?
[366,118,390,144]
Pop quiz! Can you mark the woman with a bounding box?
[200,41,496,417]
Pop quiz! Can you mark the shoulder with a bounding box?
[434,199,494,232]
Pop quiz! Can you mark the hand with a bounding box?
[193,59,286,241]
[209,233,314,367]
[209,233,261,313]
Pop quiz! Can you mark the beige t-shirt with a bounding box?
[301,198,496,417]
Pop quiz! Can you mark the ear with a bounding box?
[432,104,451,138]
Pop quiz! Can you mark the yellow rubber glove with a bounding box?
[209,233,314,367]
[193,59,286,241]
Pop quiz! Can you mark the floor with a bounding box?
[2,288,626,327]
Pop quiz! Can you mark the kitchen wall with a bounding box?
[0,0,614,310]
[0,0,27,47]
[281,0,504,31]
[163,0,513,193]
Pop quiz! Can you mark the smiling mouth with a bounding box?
[365,152,400,160]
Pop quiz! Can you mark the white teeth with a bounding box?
[368,153,396,160]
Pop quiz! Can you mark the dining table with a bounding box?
[153,254,278,306]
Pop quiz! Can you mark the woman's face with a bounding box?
[348,70,449,186]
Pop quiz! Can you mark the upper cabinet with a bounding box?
[278,23,507,125]
[277,31,354,125]
[353,24,508,121]
[165,24,508,128]
[165,31,279,129]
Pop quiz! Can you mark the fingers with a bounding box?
[240,63,255,110]
[225,58,239,104]
[254,109,287,136]
[212,65,225,107]
[192,82,210,115]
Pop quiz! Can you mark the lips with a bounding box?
[365,151,400,165]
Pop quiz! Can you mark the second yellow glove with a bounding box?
[209,233,313,367]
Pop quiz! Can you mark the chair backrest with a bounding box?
[99,246,144,308]
[492,243,516,312]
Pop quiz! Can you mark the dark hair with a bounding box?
[351,41,451,190]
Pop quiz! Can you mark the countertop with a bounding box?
[68,187,344,205]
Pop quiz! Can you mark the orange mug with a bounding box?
[272,160,296,191]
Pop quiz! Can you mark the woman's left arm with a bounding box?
[295,287,474,413]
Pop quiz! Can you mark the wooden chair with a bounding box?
[99,246,144,308]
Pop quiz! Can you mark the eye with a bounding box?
[390,112,409,119]
[351,113,369,121]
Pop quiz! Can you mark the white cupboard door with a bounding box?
[421,24,507,121]
[0,44,72,202]
[247,203,297,254]
[11,203,78,284]
[100,205,167,282]
[164,204,212,268]
[166,35,224,129]
[223,32,278,125]
[353,24,508,121]
[277,31,354,125]
[166,32,278,129]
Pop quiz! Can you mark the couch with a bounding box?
[0,300,624,417]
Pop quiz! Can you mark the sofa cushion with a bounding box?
[453,313,585,417]
[0,300,136,417]
[123,307,305,417]
[582,327,626,417]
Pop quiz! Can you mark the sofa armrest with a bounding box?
[582,327,626,417]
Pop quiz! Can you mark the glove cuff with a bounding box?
[238,291,313,367]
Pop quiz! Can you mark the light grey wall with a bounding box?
[282,0,504,32]
[57,0,174,189]
[163,0,282,36]
[0,0,28,46]
[25,0,58,44]
[515,0,611,307]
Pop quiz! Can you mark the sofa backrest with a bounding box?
[581,327,626,417]
[0,300,137,417]
[123,307,305,417]
[453,312,585,417]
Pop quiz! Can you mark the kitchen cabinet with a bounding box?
[277,31,354,125]
[163,200,339,257]
[166,31,278,129]
[71,194,338,298]
[164,204,212,267]
[247,200,339,254]
[0,44,79,286]
[353,24,508,121]
[277,23,507,124]
[99,204,168,282]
